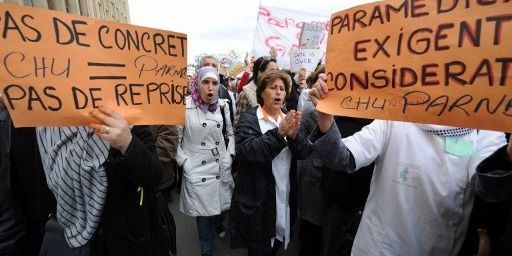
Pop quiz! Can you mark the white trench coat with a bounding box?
[177,97,235,217]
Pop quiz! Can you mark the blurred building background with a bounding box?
[0,0,130,23]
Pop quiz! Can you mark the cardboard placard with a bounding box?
[299,22,325,49]
[0,4,187,127]
[290,49,322,72]
[322,0,512,132]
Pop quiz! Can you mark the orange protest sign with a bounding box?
[322,0,512,132]
[0,4,187,127]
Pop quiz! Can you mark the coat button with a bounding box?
[202,178,206,182]
[215,142,219,145]
[202,123,207,127]
[201,142,206,146]
[216,176,220,179]
[217,124,221,128]
[201,160,206,165]
[215,159,219,163]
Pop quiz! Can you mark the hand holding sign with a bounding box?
[89,106,132,155]
[308,73,328,106]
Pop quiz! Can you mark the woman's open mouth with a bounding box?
[208,93,213,97]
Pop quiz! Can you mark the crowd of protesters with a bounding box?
[1,48,512,256]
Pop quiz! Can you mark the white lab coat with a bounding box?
[340,121,505,256]
[177,97,235,217]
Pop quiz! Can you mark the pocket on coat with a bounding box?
[188,176,219,215]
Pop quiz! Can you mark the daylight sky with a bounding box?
[128,0,374,63]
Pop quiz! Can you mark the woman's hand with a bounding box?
[278,110,301,139]
[269,46,278,60]
[288,111,302,139]
[308,73,328,106]
[88,106,132,154]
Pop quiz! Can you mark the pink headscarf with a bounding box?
[188,66,220,113]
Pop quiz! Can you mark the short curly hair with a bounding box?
[256,71,292,106]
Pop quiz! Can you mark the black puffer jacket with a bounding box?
[229,107,310,255]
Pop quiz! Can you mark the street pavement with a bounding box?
[168,189,300,256]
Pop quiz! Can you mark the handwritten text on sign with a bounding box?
[290,49,322,72]
[0,4,187,127]
[321,0,512,132]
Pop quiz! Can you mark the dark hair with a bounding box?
[249,56,277,85]
[306,64,326,88]
[256,71,292,106]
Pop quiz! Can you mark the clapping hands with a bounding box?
[278,110,301,139]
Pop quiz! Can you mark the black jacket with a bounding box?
[95,126,165,256]
[465,145,512,256]
[0,112,24,255]
[0,112,56,256]
[319,117,374,256]
[229,107,310,255]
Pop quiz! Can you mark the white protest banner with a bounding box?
[299,22,325,49]
[289,49,322,72]
[252,5,329,70]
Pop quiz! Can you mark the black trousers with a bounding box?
[38,218,92,256]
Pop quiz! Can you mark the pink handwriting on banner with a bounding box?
[253,5,329,70]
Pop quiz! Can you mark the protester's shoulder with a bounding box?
[218,98,230,107]
[238,107,258,126]
[240,107,257,118]
[476,129,506,144]
[477,129,505,137]
[243,81,256,93]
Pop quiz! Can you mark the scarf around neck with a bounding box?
[36,126,110,248]
[189,66,220,113]
[416,123,473,137]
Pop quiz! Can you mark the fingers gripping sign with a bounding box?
[88,106,132,154]
[308,73,329,106]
